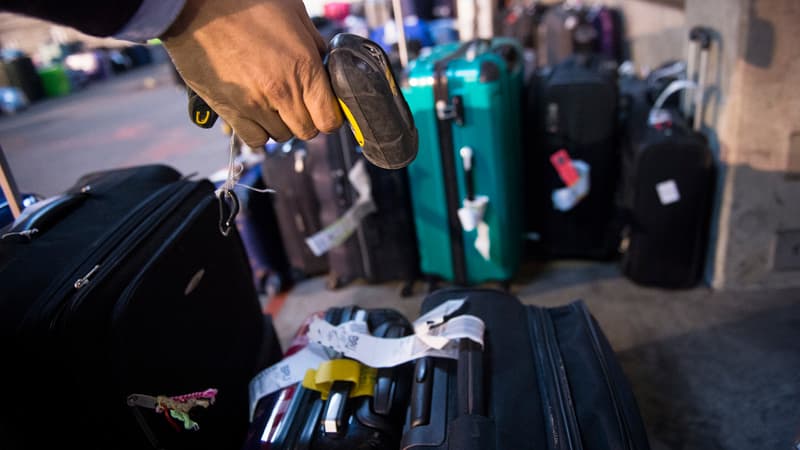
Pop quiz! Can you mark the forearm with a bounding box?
[0,0,185,41]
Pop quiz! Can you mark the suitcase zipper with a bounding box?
[21,180,192,331]
[577,303,636,450]
[45,181,204,330]
[529,307,582,450]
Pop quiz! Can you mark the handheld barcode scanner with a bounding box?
[187,33,418,170]
[325,33,418,170]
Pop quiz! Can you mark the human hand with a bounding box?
[161,0,344,147]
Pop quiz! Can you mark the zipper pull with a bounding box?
[74,264,100,289]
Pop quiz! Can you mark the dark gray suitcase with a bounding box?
[261,140,330,279]
[305,127,420,295]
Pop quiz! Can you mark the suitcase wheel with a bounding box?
[399,280,415,298]
[425,276,439,294]
[326,273,355,290]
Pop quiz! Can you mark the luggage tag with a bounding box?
[457,196,491,261]
[127,388,218,432]
[247,299,484,421]
[550,150,590,212]
[550,149,580,187]
[305,159,377,256]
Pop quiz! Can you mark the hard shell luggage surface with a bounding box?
[0,165,275,450]
[305,128,420,292]
[529,53,622,260]
[244,306,414,450]
[401,288,651,450]
[403,38,525,287]
[262,140,329,278]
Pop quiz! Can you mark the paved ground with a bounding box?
[0,62,229,197]
[3,60,798,450]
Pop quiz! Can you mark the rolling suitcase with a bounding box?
[528,52,622,260]
[403,38,525,289]
[305,127,420,294]
[619,27,716,288]
[243,306,414,450]
[401,288,651,450]
[262,140,329,279]
[0,163,280,450]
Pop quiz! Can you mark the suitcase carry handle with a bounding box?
[4,190,89,236]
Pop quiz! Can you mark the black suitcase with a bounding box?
[243,305,414,450]
[618,27,716,288]
[0,164,280,450]
[401,288,651,450]
[305,128,419,295]
[528,53,622,260]
[262,140,329,279]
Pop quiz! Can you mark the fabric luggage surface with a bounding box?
[0,164,276,449]
[401,288,651,450]
[618,54,715,288]
[244,306,414,450]
[528,53,622,260]
[262,140,330,278]
[305,127,420,292]
[403,38,525,287]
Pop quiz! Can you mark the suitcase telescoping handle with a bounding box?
[682,26,713,131]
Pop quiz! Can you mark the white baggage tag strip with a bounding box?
[552,160,590,212]
[246,299,484,421]
[247,344,329,421]
[457,197,492,261]
[307,313,484,368]
[305,159,376,256]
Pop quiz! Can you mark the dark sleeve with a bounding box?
[0,0,145,37]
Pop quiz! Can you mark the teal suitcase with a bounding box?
[403,38,525,288]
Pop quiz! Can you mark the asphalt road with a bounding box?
[0,62,232,197]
